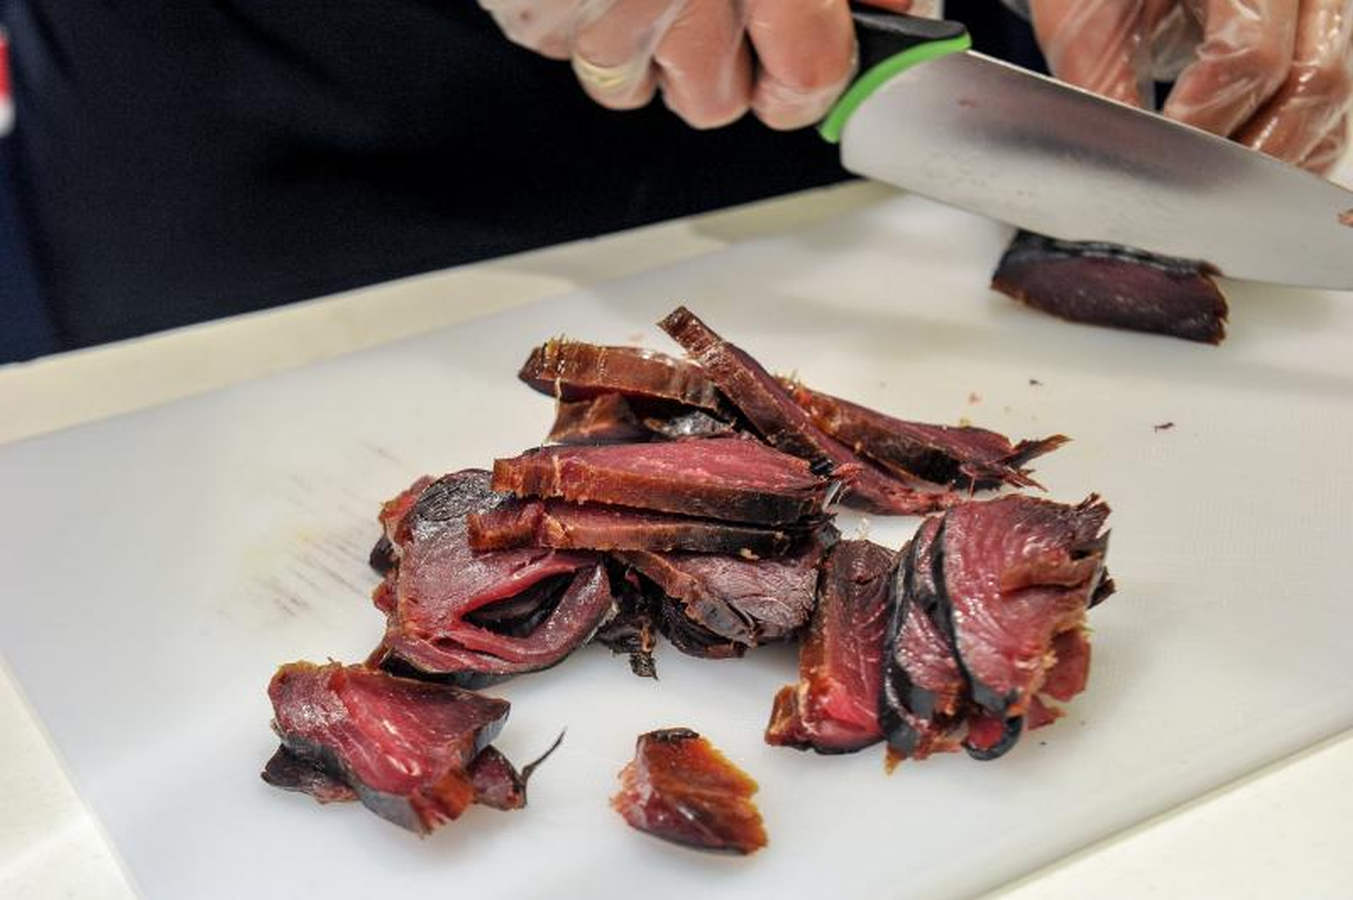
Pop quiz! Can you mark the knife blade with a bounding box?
[826,12,1353,289]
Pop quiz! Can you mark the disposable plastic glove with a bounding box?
[1030,0,1351,171]
[478,0,912,130]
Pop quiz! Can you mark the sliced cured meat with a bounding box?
[519,339,724,411]
[659,306,955,515]
[939,494,1112,719]
[786,382,1067,490]
[992,232,1228,344]
[492,438,834,526]
[765,540,895,754]
[548,394,652,444]
[612,728,767,855]
[617,537,827,657]
[467,498,806,557]
[265,662,512,834]
[546,393,736,445]
[373,470,615,684]
[879,519,967,763]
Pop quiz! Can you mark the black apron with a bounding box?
[2,1,1041,360]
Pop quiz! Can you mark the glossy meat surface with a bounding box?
[519,339,723,410]
[612,728,767,855]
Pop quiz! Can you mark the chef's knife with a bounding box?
[829,11,1353,289]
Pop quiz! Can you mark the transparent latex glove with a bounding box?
[478,0,913,130]
[1030,0,1351,171]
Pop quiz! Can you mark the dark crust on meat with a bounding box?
[992,231,1228,344]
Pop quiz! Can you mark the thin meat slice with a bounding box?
[373,470,615,684]
[264,662,511,834]
[659,306,956,515]
[467,498,807,557]
[992,232,1228,344]
[939,495,1113,719]
[880,519,968,763]
[617,537,827,657]
[786,382,1067,490]
[612,728,767,855]
[765,540,895,754]
[492,438,834,525]
[261,745,358,804]
[519,339,724,411]
[548,394,651,444]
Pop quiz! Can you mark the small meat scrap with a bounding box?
[519,339,724,412]
[766,540,895,754]
[617,536,829,658]
[1154,421,1175,432]
[264,662,519,834]
[786,382,1067,490]
[660,306,958,515]
[992,231,1228,344]
[612,728,767,855]
[370,470,615,685]
[467,498,808,557]
[492,438,835,526]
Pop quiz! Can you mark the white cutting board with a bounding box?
[3,196,1352,900]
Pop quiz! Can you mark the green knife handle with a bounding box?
[820,9,972,143]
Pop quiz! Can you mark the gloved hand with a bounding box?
[1030,0,1352,171]
[478,0,912,130]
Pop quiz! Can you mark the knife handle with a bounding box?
[820,9,971,143]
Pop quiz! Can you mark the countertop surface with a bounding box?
[2,179,1351,899]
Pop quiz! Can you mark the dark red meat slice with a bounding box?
[658,306,955,515]
[372,470,615,684]
[786,382,1067,490]
[467,498,806,557]
[519,339,723,411]
[612,728,767,855]
[939,494,1112,718]
[492,438,833,526]
[265,662,511,834]
[466,732,565,811]
[616,537,827,657]
[548,395,651,444]
[992,232,1228,344]
[879,518,969,764]
[765,540,895,754]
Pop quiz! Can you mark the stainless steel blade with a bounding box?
[839,50,1353,289]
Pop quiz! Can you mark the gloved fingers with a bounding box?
[1233,0,1352,164]
[478,0,595,60]
[1029,0,1151,107]
[654,0,753,128]
[1297,113,1349,170]
[571,0,682,109]
[1162,0,1300,136]
[745,0,858,130]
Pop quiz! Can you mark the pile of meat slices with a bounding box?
[262,305,1115,844]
